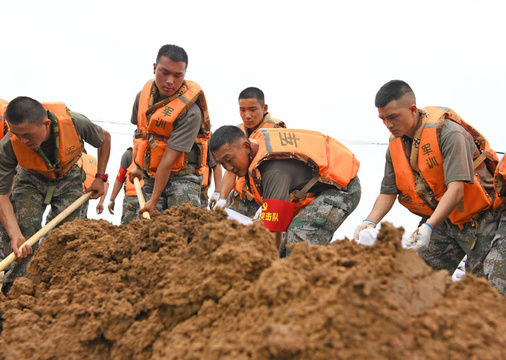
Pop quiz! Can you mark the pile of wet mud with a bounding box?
[0,205,504,359]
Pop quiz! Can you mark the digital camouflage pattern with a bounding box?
[226,190,260,218]
[142,173,202,212]
[121,195,139,225]
[282,176,361,257]
[418,207,506,295]
[200,189,209,209]
[1,165,83,294]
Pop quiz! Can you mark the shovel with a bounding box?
[134,177,150,220]
[0,192,93,285]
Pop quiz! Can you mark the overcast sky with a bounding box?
[2,0,505,239]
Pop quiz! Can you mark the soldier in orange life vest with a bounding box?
[353,80,505,295]
[210,126,361,257]
[129,44,211,215]
[108,147,142,225]
[0,96,111,294]
[211,87,286,217]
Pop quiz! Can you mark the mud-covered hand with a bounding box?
[108,199,115,215]
[405,223,433,251]
[352,220,376,241]
[209,191,221,209]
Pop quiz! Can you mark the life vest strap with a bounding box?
[291,175,320,202]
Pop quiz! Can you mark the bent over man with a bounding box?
[210,126,361,257]
[354,80,505,295]
[211,87,286,217]
[0,97,110,294]
[130,44,211,215]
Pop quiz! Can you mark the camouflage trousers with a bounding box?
[142,172,203,213]
[1,166,83,294]
[121,195,140,225]
[282,176,361,257]
[418,207,505,295]
[226,190,260,218]
[200,188,209,209]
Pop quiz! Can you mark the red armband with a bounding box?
[116,167,127,183]
[261,199,295,232]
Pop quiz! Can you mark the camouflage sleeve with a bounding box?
[0,136,18,195]
[70,111,104,149]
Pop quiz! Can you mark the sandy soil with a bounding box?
[0,204,504,360]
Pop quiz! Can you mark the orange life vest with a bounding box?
[77,153,97,190]
[493,155,506,211]
[235,114,286,200]
[246,128,360,214]
[0,98,8,139]
[389,106,498,226]
[133,80,211,178]
[9,102,83,180]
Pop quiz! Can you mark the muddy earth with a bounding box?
[0,204,504,359]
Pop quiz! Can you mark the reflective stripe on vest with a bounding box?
[390,106,497,226]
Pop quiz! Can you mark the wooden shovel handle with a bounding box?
[134,177,150,219]
[0,192,93,272]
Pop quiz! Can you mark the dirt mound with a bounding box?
[1,205,505,360]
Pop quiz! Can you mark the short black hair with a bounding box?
[375,80,415,108]
[156,44,188,68]
[238,87,265,106]
[210,126,247,153]
[5,96,47,125]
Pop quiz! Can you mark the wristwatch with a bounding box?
[95,173,108,182]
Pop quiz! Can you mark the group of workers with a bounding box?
[0,44,504,296]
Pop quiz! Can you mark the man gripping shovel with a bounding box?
[0,96,110,295]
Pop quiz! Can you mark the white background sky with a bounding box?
[2,0,505,240]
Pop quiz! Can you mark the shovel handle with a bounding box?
[0,192,93,272]
[134,177,150,219]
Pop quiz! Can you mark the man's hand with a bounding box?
[253,206,262,221]
[139,198,157,218]
[10,235,31,261]
[405,223,433,251]
[129,167,143,183]
[209,191,221,209]
[352,220,376,241]
[213,198,227,210]
[85,178,104,199]
[96,203,104,215]
[108,199,115,215]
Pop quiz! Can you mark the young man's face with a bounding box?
[153,55,186,98]
[213,139,251,178]
[8,119,51,149]
[239,98,268,130]
[377,98,418,138]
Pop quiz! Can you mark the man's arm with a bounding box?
[0,194,31,258]
[425,181,464,228]
[218,170,237,198]
[213,165,223,192]
[85,129,111,199]
[364,193,397,224]
[140,146,182,215]
[96,181,109,214]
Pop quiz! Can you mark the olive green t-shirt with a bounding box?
[0,111,104,195]
[380,118,495,195]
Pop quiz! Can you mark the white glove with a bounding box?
[213,198,227,210]
[352,220,376,241]
[209,191,221,209]
[253,206,262,221]
[405,223,433,251]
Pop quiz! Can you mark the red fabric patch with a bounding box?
[116,167,127,183]
[261,199,295,232]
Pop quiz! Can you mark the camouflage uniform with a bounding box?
[226,190,260,218]
[121,195,139,225]
[282,176,361,257]
[142,171,202,213]
[484,211,506,295]
[1,165,83,294]
[418,208,505,295]
[200,190,209,209]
